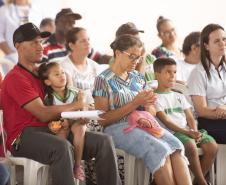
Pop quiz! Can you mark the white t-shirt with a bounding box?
[188,63,226,108]
[176,60,197,83]
[60,56,101,104]
[155,91,191,133]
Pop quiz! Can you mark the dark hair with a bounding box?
[40,18,54,29]
[182,31,201,55]
[65,27,85,51]
[110,34,143,57]
[38,62,62,105]
[156,16,170,33]
[153,57,176,73]
[200,23,225,79]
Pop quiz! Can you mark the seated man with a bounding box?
[1,22,121,185]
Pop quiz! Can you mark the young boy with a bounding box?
[153,57,218,185]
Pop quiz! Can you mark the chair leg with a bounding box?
[209,161,215,185]
[135,159,150,185]
[216,144,226,185]
[124,152,136,185]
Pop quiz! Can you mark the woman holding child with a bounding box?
[188,24,226,144]
[93,34,192,185]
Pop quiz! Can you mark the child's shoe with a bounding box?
[74,165,85,181]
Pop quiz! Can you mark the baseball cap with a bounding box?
[13,22,51,46]
[116,22,144,37]
[55,8,82,21]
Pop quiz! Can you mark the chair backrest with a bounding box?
[0,58,15,77]
[0,110,7,157]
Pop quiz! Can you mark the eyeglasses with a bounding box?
[160,28,176,37]
[122,51,143,63]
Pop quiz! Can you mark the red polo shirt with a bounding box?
[1,64,47,150]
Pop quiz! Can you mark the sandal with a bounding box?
[74,165,85,181]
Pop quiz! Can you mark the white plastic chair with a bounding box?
[0,110,49,185]
[216,144,226,185]
[134,159,150,185]
[116,148,136,185]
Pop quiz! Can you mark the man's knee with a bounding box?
[54,138,73,155]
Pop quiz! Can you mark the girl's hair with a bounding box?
[65,27,86,51]
[156,16,170,33]
[182,31,201,55]
[110,34,143,57]
[38,62,61,105]
[200,23,225,79]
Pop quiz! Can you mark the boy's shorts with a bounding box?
[174,129,215,146]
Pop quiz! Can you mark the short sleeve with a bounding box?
[187,67,207,96]
[177,93,191,110]
[6,74,40,107]
[155,97,165,113]
[92,76,109,98]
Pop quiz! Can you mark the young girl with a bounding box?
[38,62,86,181]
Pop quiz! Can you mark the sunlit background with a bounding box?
[34,0,226,54]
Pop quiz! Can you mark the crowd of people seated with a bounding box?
[0,4,226,185]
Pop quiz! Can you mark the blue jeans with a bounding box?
[104,122,184,175]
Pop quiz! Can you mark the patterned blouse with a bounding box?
[93,69,146,124]
[151,45,175,58]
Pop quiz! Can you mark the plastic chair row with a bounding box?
[0,110,49,185]
[116,148,150,185]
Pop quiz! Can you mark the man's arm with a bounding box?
[23,97,84,122]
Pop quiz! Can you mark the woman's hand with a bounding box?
[77,91,87,110]
[215,105,226,119]
[133,90,156,106]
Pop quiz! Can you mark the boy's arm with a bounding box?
[184,108,198,131]
[156,111,190,135]
[145,105,156,116]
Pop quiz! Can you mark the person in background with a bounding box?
[0,0,43,64]
[93,34,192,185]
[188,23,226,144]
[152,16,183,60]
[1,22,122,185]
[42,8,82,63]
[61,27,105,105]
[0,0,4,7]
[39,17,55,34]
[177,32,201,83]
[42,8,102,64]
[154,57,217,185]
[111,22,156,82]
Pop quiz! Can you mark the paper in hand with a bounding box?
[61,110,104,120]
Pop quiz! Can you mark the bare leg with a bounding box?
[71,123,86,167]
[184,141,207,185]
[154,156,176,185]
[200,142,218,176]
[170,150,192,185]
